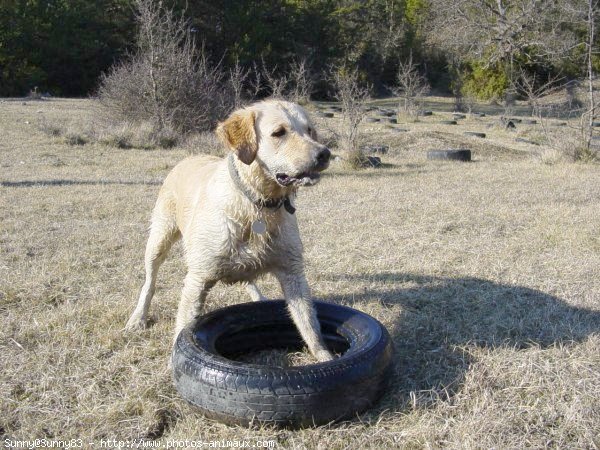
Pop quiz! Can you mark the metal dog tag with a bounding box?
[252,219,267,234]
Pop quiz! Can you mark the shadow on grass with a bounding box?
[0,179,162,187]
[318,272,600,416]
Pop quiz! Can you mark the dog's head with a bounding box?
[217,100,331,187]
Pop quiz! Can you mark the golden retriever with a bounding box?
[125,100,334,362]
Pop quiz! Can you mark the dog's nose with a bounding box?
[316,147,331,166]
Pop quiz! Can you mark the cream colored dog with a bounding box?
[125,100,334,362]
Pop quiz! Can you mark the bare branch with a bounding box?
[329,65,371,153]
[390,52,430,118]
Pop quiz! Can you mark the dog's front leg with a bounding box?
[173,272,215,345]
[274,269,334,362]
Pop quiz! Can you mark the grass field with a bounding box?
[1,98,599,448]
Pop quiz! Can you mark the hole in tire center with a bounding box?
[235,347,316,367]
[212,321,351,367]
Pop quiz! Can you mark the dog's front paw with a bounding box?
[124,315,148,331]
[315,349,335,362]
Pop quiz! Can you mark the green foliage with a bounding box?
[461,62,509,101]
[0,0,134,96]
[0,0,597,98]
[405,0,427,27]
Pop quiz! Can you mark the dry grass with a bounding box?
[1,98,599,448]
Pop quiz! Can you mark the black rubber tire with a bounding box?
[172,300,393,428]
[515,137,539,145]
[365,155,382,167]
[427,149,472,161]
[440,120,458,125]
[362,145,389,155]
[464,131,486,138]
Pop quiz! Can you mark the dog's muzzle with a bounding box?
[275,147,331,187]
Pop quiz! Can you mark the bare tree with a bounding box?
[427,0,577,89]
[560,0,599,160]
[330,66,371,166]
[288,58,314,104]
[514,68,568,155]
[514,69,565,118]
[247,61,263,100]
[262,59,289,99]
[576,0,598,158]
[582,0,598,157]
[391,52,430,119]
[229,58,249,108]
[98,0,232,133]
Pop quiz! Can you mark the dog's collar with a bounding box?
[227,154,296,214]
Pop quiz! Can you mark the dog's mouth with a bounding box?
[275,172,321,187]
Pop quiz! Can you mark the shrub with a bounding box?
[97,0,233,134]
[64,131,88,146]
[182,132,225,156]
[391,52,430,118]
[288,58,314,105]
[152,126,179,149]
[574,144,598,162]
[98,123,135,149]
[330,65,370,158]
[96,121,180,150]
[38,117,66,137]
[461,61,508,102]
[344,148,371,170]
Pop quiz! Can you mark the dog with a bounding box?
[125,100,334,362]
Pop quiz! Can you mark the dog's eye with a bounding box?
[271,128,286,138]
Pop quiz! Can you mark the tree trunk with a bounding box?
[586,0,596,152]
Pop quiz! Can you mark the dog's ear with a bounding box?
[216,110,258,165]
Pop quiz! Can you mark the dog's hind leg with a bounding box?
[126,195,180,330]
[245,282,268,301]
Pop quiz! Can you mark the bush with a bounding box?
[330,66,370,156]
[97,0,233,134]
[574,145,598,162]
[38,117,66,137]
[37,117,94,145]
[97,121,180,150]
[391,52,430,118]
[461,61,508,102]
[344,148,371,170]
[97,123,135,149]
[64,132,88,146]
[182,132,225,156]
[152,126,179,149]
[535,124,598,164]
